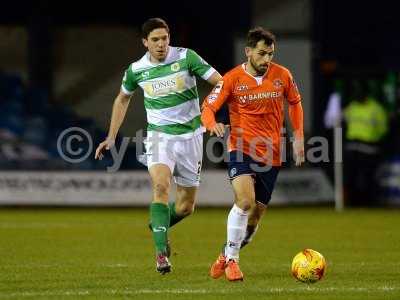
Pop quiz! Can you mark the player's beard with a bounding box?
[250,58,268,76]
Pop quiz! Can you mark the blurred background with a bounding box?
[1,0,400,207]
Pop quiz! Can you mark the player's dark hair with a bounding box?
[141,18,170,39]
[246,27,276,48]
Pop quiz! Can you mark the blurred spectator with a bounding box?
[0,71,143,170]
[343,79,388,206]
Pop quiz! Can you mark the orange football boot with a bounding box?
[209,254,227,279]
[225,259,244,281]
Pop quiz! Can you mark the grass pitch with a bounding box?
[0,207,399,299]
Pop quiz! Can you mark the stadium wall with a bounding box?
[0,170,333,206]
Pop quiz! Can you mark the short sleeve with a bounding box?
[121,65,138,95]
[186,49,216,80]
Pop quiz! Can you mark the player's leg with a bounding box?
[241,202,266,248]
[226,175,255,259]
[148,164,173,274]
[222,175,256,281]
[149,188,193,257]
[210,151,254,281]
[210,180,256,280]
[241,166,280,248]
[144,134,176,274]
[169,134,202,227]
[170,185,197,226]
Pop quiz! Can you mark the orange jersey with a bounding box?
[201,62,302,166]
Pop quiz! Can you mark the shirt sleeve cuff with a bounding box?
[201,67,217,80]
[121,84,134,95]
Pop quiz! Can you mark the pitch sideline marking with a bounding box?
[1,286,399,297]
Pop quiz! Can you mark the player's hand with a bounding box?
[95,138,115,160]
[210,123,229,137]
[292,137,305,166]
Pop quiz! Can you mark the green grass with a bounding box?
[0,207,399,299]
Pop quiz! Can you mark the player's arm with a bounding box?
[106,90,132,141]
[286,72,305,166]
[201,78,231,137]
[95,66,137,160]
[288,102,304,166]
[206,71,223,86]
[186,48,222,85]
[95,90,133,160]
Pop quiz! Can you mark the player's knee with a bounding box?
[176,202,195,217]
[236,198,254,212]
[242,202,252,212]
[153,182,170,198]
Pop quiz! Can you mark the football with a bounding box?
[291,249,326,283]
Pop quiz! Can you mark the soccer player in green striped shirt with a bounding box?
[95,18,222,274]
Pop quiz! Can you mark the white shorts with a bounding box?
[141,133,203,187]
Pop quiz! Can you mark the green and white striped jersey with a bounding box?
[121,46,216,139]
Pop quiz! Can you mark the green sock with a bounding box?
[169,202,185,228]
[150,203,170,254]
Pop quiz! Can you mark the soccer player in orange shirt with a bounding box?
[201,27,304,281]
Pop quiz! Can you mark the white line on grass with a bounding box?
[1,286,399,298]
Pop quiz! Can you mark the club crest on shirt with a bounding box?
[236,84,249,91]
[273,78,284,88]
[171,62,180,72]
